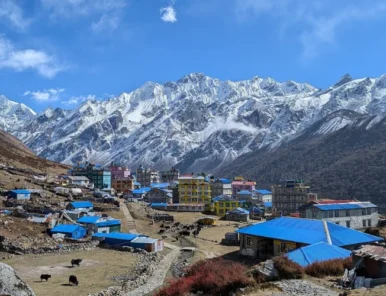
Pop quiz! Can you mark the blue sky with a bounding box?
[1,0,386,112]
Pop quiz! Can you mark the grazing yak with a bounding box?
[71,259,83,267]
[69,275,78,286]
[40,274,51,281]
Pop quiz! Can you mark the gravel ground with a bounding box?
[273,280,339,296]
[125,243,180,296]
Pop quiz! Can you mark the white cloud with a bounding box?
[41,0,127,32]
[160,5,177,23]
[0,0,31,30]
[235,0,386,60]
[24,88,65,102]
[62,94,96,105]
[0,38,64,78]
[91,14,120,33]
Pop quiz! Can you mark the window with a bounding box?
[367,208,371,215]
[219,209,224,214]
[335,210,339,217]
[246,236,252,247]
[362,209,366,215]
[362,220,367,227]
[231,203,237,207]
[219,203,224,207]
[346,221,351,228]
[336,222,340,225]
[345,210,350,217]
[280,242,287,253]
[323,211,328,218]
[329,211,333,218]
[368,219,371,227]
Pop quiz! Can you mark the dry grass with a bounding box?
[5,249,137,296]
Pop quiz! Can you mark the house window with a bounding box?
[346,221,351,228]
[219,203,224,207]
[345,210,350,217]
[336,222,340,225]
[246,236,252,247]
[335,210,339,217]
[362,209,366,215]
[368,219,372,227]
[367,208,371,215]
[362,220,367,227]
[329,211,333,218]
[280,242,287,253]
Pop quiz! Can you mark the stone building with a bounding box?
[272,180,317,216]
[210,178,232,197]
[136,165,160,187]
[160,167,180,183]
[299,200,379,229]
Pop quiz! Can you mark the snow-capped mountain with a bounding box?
[0,95,36,132]
[5,72,386,172]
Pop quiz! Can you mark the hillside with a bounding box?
[216,111,386,206]
[0,129,69,174]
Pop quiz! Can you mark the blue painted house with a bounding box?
[77,216,121,233]
[92,232,140,246]
[51,224,87,239]
[8,189,31,200]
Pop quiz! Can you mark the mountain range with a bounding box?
[2,72,386,185]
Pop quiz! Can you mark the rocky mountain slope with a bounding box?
[3,72,386,174]
[0,128,68,173]
[216,110,386,205]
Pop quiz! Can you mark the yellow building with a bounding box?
[178,176,211,210]
[213,196,241,216]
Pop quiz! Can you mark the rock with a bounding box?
[0,262,35,296]
[254,260,278,280]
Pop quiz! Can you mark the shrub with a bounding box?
[304,257,352,278]
[155,258,252,296]
[272,256,304,279]
[365,227,380,237]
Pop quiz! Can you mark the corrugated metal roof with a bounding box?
[236,217,382,247]
[287,242,351,267]
[133,181,141,186]
[70,201,93,208]
[212,195,235,202]
[68,176,89,181]
[352,245,386,262]
[132,188,151,194]
[131,237,158,244]
[227,208,249,215]
[150,183,169,188]
[51,224,83,233]
[255,189,272,195]
[150,203,168,207]
[96,219,121,227]
[264,202,272,207]
[315,202,377,211]
[218,178,231,184]
[10,189,30,194]
[237,190,252,195]
[77,216,100,224]
[92,232,139,241]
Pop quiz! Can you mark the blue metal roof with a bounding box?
[51,224,84,233]
[287,242,351,267]
[132,187,151,194]
[218,178,231,184]
[70,201,93,208]
[131,237,158,244]
[212,195,234,202]
[236,217,382,247]
[77,216,100,224]
[150,203,168,207]
[255,189,272,195]
[133,181,141,186]
[264,202,272,207]
[237,190,252,195]
[96,219,121,227]
[92,232,139,241]
[10,189,30,194]
[249,206,263,213]
[150,183,169,188]
[315,202,377,211]
[227,208,249,215]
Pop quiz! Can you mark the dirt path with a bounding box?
[120,200,137,233]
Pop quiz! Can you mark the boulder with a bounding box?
[0,262,35,296]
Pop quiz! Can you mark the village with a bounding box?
[1,161,386,296]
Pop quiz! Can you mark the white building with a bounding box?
[254,190,272,203]
[68,176,90,187]
[299,201,379,229]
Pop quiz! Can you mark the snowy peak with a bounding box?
[0,95,36,132]
[333,74,353,88]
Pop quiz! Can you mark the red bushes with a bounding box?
[272,256,304,279]
[304,257,352,278]
[155,258,252,296]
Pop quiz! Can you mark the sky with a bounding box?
[1,0,386,112]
